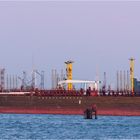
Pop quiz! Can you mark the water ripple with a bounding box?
[0,114,140,139]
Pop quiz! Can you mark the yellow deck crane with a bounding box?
[65,60,74,90]
[129,58,135,95]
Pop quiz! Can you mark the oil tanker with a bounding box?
[0,60,140,116]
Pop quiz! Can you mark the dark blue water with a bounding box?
[0,114,140,139]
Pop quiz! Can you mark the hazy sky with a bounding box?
[0,1,140,88]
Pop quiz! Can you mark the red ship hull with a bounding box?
[0,107,140,116]
[0,94,140,116]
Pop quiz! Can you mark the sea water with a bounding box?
[0,114,140,140]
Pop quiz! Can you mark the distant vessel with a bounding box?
[0,60,140,116]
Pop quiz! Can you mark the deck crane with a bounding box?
[34,70,45,90]
[129,58,135,95]
[65,60,74,90]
